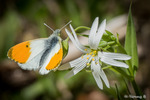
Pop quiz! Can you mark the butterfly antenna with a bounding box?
[60,20,72,30]
[44,23,54,32]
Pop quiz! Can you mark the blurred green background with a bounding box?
[0,0,150,100]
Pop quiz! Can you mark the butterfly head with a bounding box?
[44,21,72,37]
[54,29,61,36]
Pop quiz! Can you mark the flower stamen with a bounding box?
[89,52,92,55]
[86,63,90,66]
[92,58,95,61]
[81,56,84,58]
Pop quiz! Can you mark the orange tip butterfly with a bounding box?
[7,21,71,75]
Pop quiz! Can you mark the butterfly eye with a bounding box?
[26,45,29,48]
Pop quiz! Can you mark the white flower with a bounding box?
[65,17,131,89]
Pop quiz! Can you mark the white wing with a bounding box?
[18,35,62,75]
[39,40,62,75]
[18,38,47,70]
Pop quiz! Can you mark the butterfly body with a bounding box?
[7,29,63,75]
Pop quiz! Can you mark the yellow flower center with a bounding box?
[84,49,87,51]
[92,55,95,57]
[89,50,98,56]
[89,52,92,55]
[81,56,84,58]
[92,58,95,61]
[93,50,97,54]
[86,63,90,66]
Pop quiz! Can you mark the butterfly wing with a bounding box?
[8,41,32,64]
[18,51,45,70]
[8,35,63,74]
[7,38,47,70]
[39,36,63,75]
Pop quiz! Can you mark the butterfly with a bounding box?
[7,21,71,75]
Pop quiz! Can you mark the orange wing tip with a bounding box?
[7,41,31,64]
[7,48,13,58]
[7,48,17,62]
[7,48,23,64]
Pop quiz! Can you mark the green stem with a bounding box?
[117,43,144,99]
[131,79,145,100]
[102,66,112,70]
[76,33,89,37]
[75,26,90,32]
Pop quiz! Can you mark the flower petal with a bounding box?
[70,55,89,67]
[64,70,74,79]
[65,62,86,79]
[57,63,71,70]
[94,19,106,48]
[91,61,103,89]
[95,56,110,88]
[89,17,99,49]
[69,24,87,51]
[65,28,86,53]
[66,55,89,78]
[70,57,83,67]
[98,64,110,88]
[71,58,86,69]
[71,58,87,75]
[101,58,129,68]
[91,58,110,89]
[98,52,131,60]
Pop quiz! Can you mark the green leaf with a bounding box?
[102,31,112,41]
[110,67,132,80]
[105,30,113,35]
[131,79,145,100]
[62,37,69,58]
[99,41,107,47]
[99,41,115,47]
[123,79,132,96]
[124,6,138,74]
[115,84,122,100]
